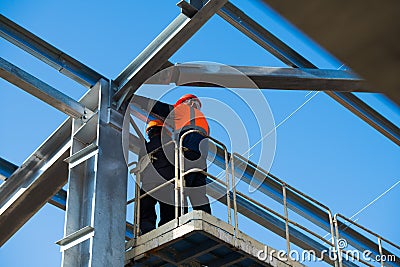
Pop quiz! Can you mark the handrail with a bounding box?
[234,190,335,247]
[130,140,175,237]
[336,214,400,251]
[231,152,337,261]
[334,214,400,267]
[179,129,232,224]
[232,152,336,247]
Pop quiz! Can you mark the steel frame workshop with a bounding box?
[0,1,399,266]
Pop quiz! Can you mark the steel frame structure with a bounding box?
[0,1,399,267]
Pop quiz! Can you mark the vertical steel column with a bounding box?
[61,79,128,267]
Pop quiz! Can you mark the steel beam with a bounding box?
[146,63,368,92]
[326,91,400,146]
[0,120,71,247]
[0,57,92,119]
[0,14,105,88]
[0,157,136,239]
[61,79,128,267]
[218,2,314,69]
[218,2,400,146]
[113,0,229,108]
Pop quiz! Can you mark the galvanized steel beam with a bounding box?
[0,120,71,247]
[0,57,92,119]
[0,157,135,239]
[218,2,314,69]
[0,14,105,88]
[326,91,400,146]
[113,0,229,108]
[218,2,400,146]
[0,156,67,214]
[147,63,368,92]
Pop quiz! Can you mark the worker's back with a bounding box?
[139,133,174,190]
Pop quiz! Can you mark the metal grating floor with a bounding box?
[125,211,303,267]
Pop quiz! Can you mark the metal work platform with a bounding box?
[125,211,303,267]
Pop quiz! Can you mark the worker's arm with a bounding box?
[132,95,173,120]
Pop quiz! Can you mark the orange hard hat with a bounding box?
[146,120,164,134]
[175,94,201,108]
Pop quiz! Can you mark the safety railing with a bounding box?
[128,140,176,238]
[128,129,232,238]
[179,129,232,224]
[334,214,400,267]
[230,152,338,262]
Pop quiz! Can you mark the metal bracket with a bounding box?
[81,107,95,123]
[106,107,124,131]
[55,226,95,252]
[64,143,98,168]
[74,112,99,144]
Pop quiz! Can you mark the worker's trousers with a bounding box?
[139,189,174,234]
[183,150,211,214]
[140,166,175,234]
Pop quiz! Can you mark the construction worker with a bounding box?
[138,120,175,234]
[171,94,211,214]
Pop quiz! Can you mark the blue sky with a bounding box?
[0,0,399,266]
